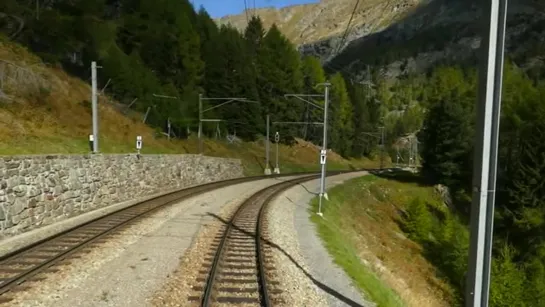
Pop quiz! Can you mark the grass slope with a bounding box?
[310,173,456,307]
[0,38,380,176]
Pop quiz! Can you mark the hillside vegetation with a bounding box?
[338,59,545,306]
[0,0,389,165]
[414,62,545,306]
[0,37,379,176]
[311,173,456,307]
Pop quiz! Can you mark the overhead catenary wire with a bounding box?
[331,0,360,58]
[322,0,362,79]
[243,0,250,23]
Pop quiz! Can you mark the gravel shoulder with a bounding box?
[267,171,376,307]
[4,176,302,307]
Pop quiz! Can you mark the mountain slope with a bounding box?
[0,37,379,174]
[221,0,545,81]
[217,0,424,61]
[328,0,545,80]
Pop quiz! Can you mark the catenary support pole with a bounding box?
[198,94,203,154]
[317,82,331,216]
[167,118,171,140]
[465,0,507,306]
[91,61,99,153]
[379,127,385,170]
[265,115,271,175]
[276,140,279,172]
[274,131,280,174]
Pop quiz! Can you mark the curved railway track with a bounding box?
[0,168,375,304]
[0,171,325,302]
[189,174,324,307]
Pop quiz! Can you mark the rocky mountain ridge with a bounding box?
[217,0,424,62]
[219,0,545,81]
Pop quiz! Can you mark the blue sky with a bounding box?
[191,0,318,18]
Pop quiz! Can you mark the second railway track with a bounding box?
[0,169,362,305]
[0,172,325,303]
[189,174,322,307]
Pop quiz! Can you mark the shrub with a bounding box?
[524,249,545,307]
[489,244,526,307]
[404,197,433,242]
[435,220,469,290]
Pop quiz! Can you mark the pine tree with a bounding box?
[259,24,304,141]
[244,16,265,62]
[505,114,545,250]
[329,73,354,157]
[206,25,262,140]
[418,83,474,189]
[301,56,326,143]
[196,7,221,105]
[347,79,381,157]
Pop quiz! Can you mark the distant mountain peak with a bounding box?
[217,0,423,47]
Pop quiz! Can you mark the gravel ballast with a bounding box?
[4,176,302,307]
[267,171,376,307]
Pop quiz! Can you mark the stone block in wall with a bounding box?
[0,154,243,239]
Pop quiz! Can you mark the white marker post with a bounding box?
[317,149,328,217]
[136,136,142,155]
[88,135,94,153]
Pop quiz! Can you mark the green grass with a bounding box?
[310,175,405,307]
[309,172,457,306]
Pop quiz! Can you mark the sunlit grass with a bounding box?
[310,173,456,307]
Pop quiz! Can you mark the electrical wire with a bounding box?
[325,0,361,76]
[332,0,360,56]
[243,0,249,23]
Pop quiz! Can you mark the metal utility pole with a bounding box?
[466,0,507,306]
[408,137,413,169]
[198,94,203,154]
[317,82,331,216]
[198,95,258,155]
[91,61,99,154]
[265,115,272,175]
[379,126,385,170]
[142,106,151,123]
[167,118,171,140]
[274,132,280,174]
[152,94,178,140]
[284,86,331,216]
[415,139,419,167]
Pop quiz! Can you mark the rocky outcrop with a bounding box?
[0,154,243,238]
[326,0,545,80]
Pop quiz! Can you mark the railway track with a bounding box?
[188,174,322,307]
[0,172,321,303]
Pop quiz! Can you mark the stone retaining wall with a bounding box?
[0,154,243,238]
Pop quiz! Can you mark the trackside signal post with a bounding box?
[268,120,323,176]
[466,0,507,306]
[265,115,272,175]
[274,132,280,174]
[284,82,331,216]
